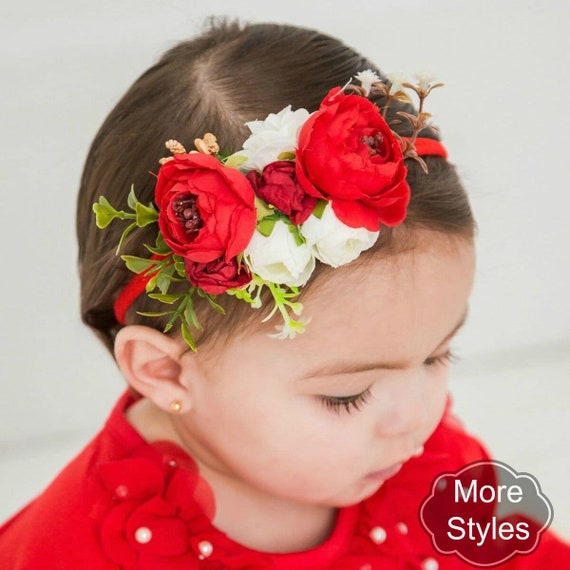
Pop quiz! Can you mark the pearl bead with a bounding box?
[396,522,408,535]
[370,526,387,544]
[134,526,152,544]
[422,557,439,570]
[360,565,372,570]
[168,460,178,468]
[198,540,213,559]
[115,485,128,499]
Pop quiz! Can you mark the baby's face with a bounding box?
[178,231,476,508]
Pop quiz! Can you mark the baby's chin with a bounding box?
[321,478,388,509]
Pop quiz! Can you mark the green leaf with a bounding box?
[163,261,176,275]
[116,222,137,253]
[286,222,305,247]
[146,232,171,255]
[224,154,248,169]
[137,311,174,317]
[155,233,168,252]
[146,274,159,291]
[254,197,274,221]
[93,197,124,228]
[228,279,265,308]
[121,255,157,274]
[180,322,198,351]
[174,258,186,277]
[163,303,183,334]
[312,199,327,220]
[184,301,203,331]
[148,293,185,304]
[135,201,159,227]
[127,185,137,210]
[257,216,278,237]
[227,287,252,302]
[205,294,226,315]
[156,273,171,295]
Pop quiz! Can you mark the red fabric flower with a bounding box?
[295,87,411,231]
[95,442,216,569]
[155,153,256,263]
[185,256,251,295]
[93,441,275,569]
[247,161,317,224]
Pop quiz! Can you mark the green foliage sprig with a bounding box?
[227,275,308,339]
[93,188,306,349]
[93,188,226,350]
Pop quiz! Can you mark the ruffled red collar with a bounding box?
[88,390,451,569]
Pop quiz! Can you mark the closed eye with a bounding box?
[320,387,373,414]
[424,349,457,367]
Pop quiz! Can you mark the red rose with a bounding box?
[155,153,256,263]
[295,87,411,231]
[185,256,251,295]
[246,161,317,224]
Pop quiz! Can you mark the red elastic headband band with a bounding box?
[113,137,448,324]
[114,254,168,324]
[412,137,448,159]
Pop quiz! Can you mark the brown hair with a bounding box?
[77,19,475,354]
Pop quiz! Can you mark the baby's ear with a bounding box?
[114,325,195,413]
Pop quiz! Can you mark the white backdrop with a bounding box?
[1,0,569,537]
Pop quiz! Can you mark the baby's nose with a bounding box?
[373,374,426,437]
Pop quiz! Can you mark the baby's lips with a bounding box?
[419,460,553,567]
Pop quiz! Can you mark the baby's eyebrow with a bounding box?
[434,307,469,349]
[302,307,469,379]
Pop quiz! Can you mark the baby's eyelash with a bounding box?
[424,349,458,367]
[320,387,373,415]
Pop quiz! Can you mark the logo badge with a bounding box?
[419,460,553,567]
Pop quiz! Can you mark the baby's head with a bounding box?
[76,20,475,507]
[77,20,474,349]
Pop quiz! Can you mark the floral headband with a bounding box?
[93,70,447,349]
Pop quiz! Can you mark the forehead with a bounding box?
[199,233,475,376]
[280,233,475,364]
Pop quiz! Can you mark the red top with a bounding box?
[1,391,568,569]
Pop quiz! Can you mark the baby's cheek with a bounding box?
[426,373,451,429]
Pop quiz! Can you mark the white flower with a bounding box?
[414,71,437,91]
[230,105,310,172]
[386,72,409,95]
[244,220,315,287]
[269,317,312,340]
[354,69,382,96]
[301,203,379,268]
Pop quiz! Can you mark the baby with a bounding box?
[1,19,568,570]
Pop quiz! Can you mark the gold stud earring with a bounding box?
[170,400,183,413]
